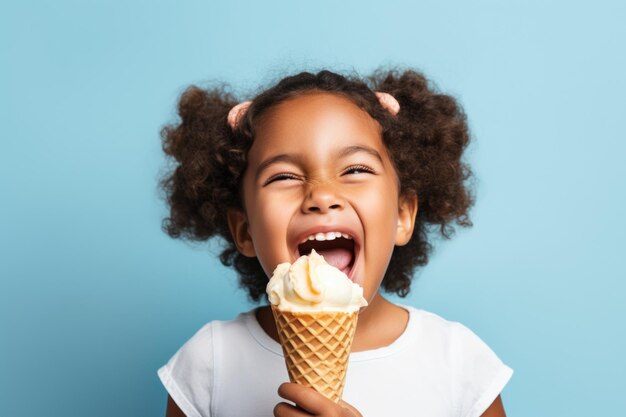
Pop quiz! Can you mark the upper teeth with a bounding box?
[300,232,352,243]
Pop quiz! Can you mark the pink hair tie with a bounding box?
[227,100,252,129]
[226,92,399,130]
[375,92,400,115]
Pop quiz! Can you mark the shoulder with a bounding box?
[403,305,502,359]
[157,310,259,417]
[403,306,513,417]
[174,309,255,360]
[403,305,472,345]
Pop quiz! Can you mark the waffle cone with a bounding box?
[271,305,358,403]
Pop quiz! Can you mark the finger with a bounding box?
[277,382,333,414]
[338,400,363,417]
[273,401,312,417]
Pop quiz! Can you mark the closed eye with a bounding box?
[342,164,375,175]
[264,172,301,185]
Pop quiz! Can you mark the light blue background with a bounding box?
[1,1,625,415]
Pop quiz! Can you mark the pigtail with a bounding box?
[159,85,242,242]
[370,69,474,296]
[159,85,271,302]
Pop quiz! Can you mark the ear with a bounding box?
[226,209,257,257]
[395,193,418,246]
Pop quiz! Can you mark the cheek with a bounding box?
[357,183,399,237]
[248,195,288,241]
[357,187,399,299]
[244,192,296,273]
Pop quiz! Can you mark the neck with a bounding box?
[350,292,409,352]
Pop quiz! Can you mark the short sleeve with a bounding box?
[450,322,513,417]
[157,322,215,417]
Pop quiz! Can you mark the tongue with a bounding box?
[316,247,353,271]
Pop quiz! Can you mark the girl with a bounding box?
[157,68,513,417]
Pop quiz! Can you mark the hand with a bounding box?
[274,383,363,417]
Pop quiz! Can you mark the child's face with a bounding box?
[228,92,417,304]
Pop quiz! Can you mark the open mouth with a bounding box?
[297,232,357,278]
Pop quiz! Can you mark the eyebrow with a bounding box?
[254,145,384,180]
[337,145,384,164]
[255,154,300,181]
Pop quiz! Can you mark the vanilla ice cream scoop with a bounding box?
[267,250,368,313]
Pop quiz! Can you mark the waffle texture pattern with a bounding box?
[271,306,358,402]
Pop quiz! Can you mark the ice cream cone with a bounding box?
[271,305,358,403]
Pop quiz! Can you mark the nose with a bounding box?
[302,182,344,214]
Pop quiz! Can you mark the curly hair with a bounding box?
[159,68,474,302]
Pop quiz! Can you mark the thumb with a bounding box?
[338,399,363,417]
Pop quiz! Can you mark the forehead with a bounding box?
[251,92,383,157]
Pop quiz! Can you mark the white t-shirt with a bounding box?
[158,305,513,417]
